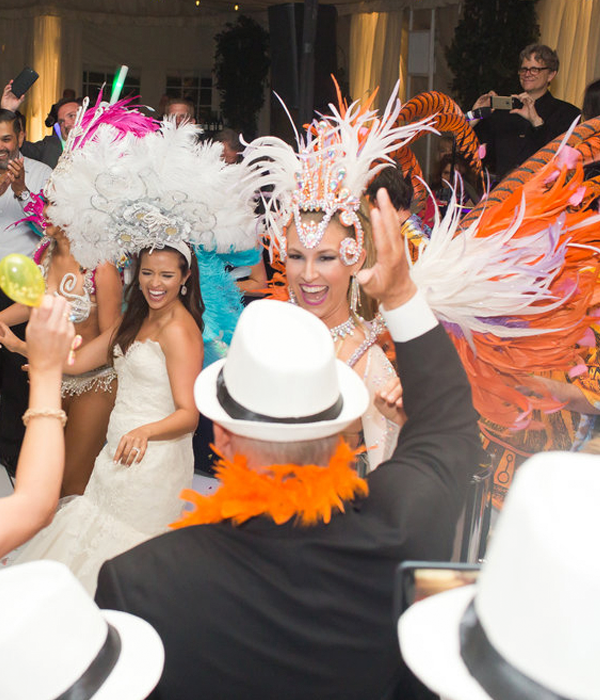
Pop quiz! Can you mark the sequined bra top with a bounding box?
[34,237,97,324]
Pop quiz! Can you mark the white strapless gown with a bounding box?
[8,340,194,594]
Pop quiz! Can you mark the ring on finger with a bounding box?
[131,446,141,457]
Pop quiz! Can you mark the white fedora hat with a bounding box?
[195,299,369,442]
[0,560,164,700]
[398,451,600,700]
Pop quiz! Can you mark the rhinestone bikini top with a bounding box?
[36,237,96,324]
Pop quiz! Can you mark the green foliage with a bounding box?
[446,0,540,109]
[214,15,270,138]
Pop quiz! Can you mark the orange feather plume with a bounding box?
[171,440,368,528]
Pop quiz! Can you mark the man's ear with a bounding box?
[17,130,25,148]
[213,423,234,458]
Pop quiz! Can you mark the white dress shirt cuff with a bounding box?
[380,290,438,343]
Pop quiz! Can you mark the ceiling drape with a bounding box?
[537,0,600,107]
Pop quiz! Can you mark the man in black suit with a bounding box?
[96,190,482,700]
[472,44,580,181]
[1,86,81,168]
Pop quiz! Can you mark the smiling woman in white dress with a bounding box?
[7,243,204,594]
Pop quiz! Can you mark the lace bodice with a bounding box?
[106,340,175,447]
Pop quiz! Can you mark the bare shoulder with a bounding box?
[93,262,122,285]
[157,308,203,355]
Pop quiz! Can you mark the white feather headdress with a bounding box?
[45,99,258,269]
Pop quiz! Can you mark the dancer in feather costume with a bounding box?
[449,120,600,506]
[250,84,600,506]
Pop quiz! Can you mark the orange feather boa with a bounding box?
[171,441,368,528]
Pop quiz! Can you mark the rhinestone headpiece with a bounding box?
[241,82,437,267]
[290,120,364,265]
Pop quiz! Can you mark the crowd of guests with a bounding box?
[0,40,599,700]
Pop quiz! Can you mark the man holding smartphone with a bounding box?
[471,44,580,181]
[1,82,81,168]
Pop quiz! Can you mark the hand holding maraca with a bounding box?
[26,296,75,376]
[0,253,80,367]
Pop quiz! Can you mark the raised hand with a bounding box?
[7,156,27,196]
[26,295,75,373]
[1,81,25,112]
[374,374,406,426]
[511,91,543,127]
[356,188,417,310]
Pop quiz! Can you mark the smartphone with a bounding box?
[11,67,39,98]
[490,95,523,110]
[394,561,480,620]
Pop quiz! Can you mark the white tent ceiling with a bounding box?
[2,0,459,19]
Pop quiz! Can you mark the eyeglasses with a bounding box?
[518,66,550,76]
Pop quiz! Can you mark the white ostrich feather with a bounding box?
[411,186,575,346]
[46,117,259,268]
[241,84,438,258]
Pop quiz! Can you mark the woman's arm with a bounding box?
[113,322,203,465]
[533,376,600,415]
[94,263,123,333]
[237,259,268,293]
[0,302,31,328]
[63,323,118,375]
[0,321,27,357]
[0,296,74,558]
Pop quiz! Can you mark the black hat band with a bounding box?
[216,368,343,424]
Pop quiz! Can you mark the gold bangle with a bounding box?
[22,408,67,427]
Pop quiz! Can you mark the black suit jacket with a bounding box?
[21,134,62,169]
[96,324,482,700]
[475,91,580,180]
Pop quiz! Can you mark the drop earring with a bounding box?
[350,275,359,314]
[180,284,188,296]
[288,287,298,304]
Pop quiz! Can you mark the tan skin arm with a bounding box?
[533,376,600,415]
[94,263,123,333]
[63,323,118,375]
[113,321,203,465]
[0,296,74,558]
[1,260,123,358]
[0,296,33,358]
[0,302,31,327]
[237,259,268,293]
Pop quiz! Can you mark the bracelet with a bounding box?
[22,408,67,427]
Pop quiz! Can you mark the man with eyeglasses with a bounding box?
[471,44,580,181]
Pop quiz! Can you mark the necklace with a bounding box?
[329,316,356,341]
[346,313,387,368]
[330,313,387,368]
